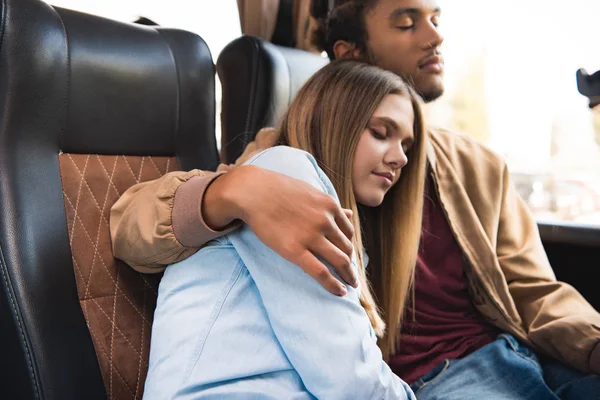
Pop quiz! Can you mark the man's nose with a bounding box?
[421,22,444,50]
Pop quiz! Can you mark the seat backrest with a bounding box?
[0,0,218,398]
[216,35,328,164]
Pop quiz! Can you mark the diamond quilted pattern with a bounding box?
[60,154,177,400]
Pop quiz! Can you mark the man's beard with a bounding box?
[364,48,445,103]
[396,73,445,103]
[418,85,444,103]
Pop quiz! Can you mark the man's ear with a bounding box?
[333,40,362,60]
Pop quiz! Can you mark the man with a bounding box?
[110,0,600,397]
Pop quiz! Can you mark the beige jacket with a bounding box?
[110,127,600,375]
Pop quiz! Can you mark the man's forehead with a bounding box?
[372,0,441,14]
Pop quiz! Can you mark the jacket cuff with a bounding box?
[172,172,239,248]
[591,340,600,374]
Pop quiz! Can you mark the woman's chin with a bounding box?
[357,194,385,208]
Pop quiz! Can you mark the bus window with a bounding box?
[428,0,600,227]
[42,0,600,227]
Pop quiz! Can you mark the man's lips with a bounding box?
[418,55,444,73]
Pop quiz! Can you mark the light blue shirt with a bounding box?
[144,146,415,400]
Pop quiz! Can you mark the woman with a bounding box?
[144,60,427,400]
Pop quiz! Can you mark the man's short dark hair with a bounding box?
[310,0,378,60]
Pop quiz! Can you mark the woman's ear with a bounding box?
[333,40,362,60]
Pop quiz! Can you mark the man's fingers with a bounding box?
[343,208,353,220]
[325,219,354,258]
[333,207,355,243]
[311,239,358,288]
[297,250,348,296]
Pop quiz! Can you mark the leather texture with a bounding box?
[0,0,218,398]
[216,35,328,164]
[60,154,176,400]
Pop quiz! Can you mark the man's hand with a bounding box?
[203,165,357,296]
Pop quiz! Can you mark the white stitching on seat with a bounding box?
[137,157,145,184]
[96,155,122,198]
[122,156,140,183]
[90,154,118,300]
[60,154,176,399]
[90,296,149,362]
[82,303,137,399]
[134,288,147,398]
[148,156,162,177]
[109,265,120,399]
[140,274,159,297]
[74,258,139,399]
[66,154,112,229]
[68,154,90,247]
[62,188,153,326]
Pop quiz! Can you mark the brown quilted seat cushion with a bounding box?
[60,154,177,400]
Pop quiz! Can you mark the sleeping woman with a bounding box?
[144,59,427,400]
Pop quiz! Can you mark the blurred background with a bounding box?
[44,0,600,226]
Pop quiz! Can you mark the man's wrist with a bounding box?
[202,166,253,230]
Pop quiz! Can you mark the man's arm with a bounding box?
[110,128,358,294]
[110,169,235,273]
[496,164,600,374]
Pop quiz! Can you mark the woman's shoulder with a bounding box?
[242,146,331,193]
[244,146,317,169]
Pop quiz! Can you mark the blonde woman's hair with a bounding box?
[276,59,427,360]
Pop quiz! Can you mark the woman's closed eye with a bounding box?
[370,128,387,140]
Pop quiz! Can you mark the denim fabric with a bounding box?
[409,334,560,399]
[543,360,600,399]
[144,147,415,400]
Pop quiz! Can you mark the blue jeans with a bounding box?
[409,334,600,399]
[543,359,600,399]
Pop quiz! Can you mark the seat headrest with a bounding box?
[0,1,218,169]
[216,35,328,163]
[60,8,217,163]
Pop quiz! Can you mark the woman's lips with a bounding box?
[372,172,394,185]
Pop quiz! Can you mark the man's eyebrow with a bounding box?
[389,7,442,20]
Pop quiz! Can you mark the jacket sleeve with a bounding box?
[110,169,238,273]
[229,147,415,400]
[109,128,281,273]
[496,164,600,374]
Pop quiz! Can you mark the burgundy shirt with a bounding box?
[388,176,499,384]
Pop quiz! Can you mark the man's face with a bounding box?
[363,0,444,102]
